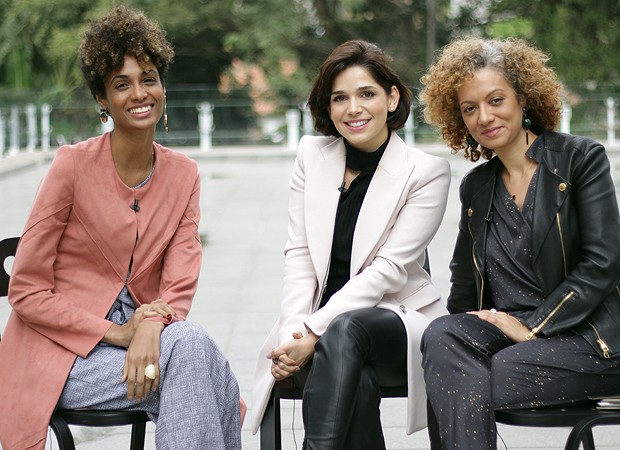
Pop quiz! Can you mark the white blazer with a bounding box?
[251,132,451,435]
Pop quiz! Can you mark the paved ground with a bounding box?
[1,142,620,449]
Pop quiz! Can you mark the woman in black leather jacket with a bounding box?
[418,37,620,449]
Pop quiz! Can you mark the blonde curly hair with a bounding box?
[419,37,563,161]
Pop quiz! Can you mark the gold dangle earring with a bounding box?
[99,108,109,123]
[163,93,169,133]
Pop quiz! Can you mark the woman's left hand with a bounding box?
[121,320,165,402]
[468,309,536,343]
[268,332,318,381]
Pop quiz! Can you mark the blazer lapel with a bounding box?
[350,133,409,274]
[304,139,345,282]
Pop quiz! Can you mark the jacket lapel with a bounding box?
[531,153,570,262]
[304,139,345,283]
[468,172,495,276]
[350,133,409,274]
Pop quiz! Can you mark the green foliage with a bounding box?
[452,0,620,94]
[0,0,619,137]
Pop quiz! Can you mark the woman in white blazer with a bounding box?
[251,40,451,449]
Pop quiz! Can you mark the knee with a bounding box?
[318,311,365,352]
[163,321,220,356]
[490,357,520,408]
[421,315,456,354]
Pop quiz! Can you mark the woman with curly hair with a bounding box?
[419,37,620,449]
[0,6,242,450]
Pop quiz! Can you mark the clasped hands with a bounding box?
[468,308,536,343]
[267,331,319,381]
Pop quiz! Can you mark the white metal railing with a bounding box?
[1,100,620,157]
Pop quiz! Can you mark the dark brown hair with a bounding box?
[307,40,412,137]
[79,5,174,100]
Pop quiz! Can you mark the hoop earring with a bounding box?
[163,94,169,132]
[99,108,109,124]
[522,107,532,145]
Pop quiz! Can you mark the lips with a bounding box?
[129,105,153,114]
[346,119,370,128]
[482,126,502,138]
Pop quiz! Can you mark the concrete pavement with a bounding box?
[1,142,620,449]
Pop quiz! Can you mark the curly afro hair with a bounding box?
[79,5,174,100]
[419,37,563,161]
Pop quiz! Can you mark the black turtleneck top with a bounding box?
[318,134,390,309]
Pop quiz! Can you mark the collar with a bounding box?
[344,133,390,171]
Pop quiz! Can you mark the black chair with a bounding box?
[496,405,620,450]
[0,236,150,450]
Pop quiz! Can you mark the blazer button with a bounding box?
[399,305,407,314]
[467,208,473,217]
[558,182,567,192]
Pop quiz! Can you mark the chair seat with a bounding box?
[496,405,607,427]
[50,409,150,450]
[495,405,620,450]
[54,408,150,427]
[270,378,407,400]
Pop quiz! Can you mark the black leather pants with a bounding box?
[299,307,407,450]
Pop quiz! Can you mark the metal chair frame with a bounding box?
[1,236,149,450]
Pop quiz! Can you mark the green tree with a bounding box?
[222,0,453,111]
[451,0,620,90]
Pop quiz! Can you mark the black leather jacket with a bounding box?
[448,130,620,358]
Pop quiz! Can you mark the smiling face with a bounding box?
[328,65,399,152]
[97,54,164,134]
[457,67,526,155]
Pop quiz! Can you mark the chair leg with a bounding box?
[581,429,595,450]
[49,415,76,450]
[130,421,147,450]
[565,423,595,450]
[260,396,282,450]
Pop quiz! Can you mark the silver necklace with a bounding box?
[131,152,155,189]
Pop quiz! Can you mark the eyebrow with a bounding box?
[459,88,507,106]
[111,69,158,81]
[331,85,378,95]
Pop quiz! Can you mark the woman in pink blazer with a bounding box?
[251,40,451,449]
[0,6,241,450]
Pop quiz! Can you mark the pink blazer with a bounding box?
[251,132,451,434]
[0,133,202,450]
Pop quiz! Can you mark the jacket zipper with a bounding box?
[526,290,574,339]
[586,319,610,358]
[467,221,485,310]
[559,211,610,356]
[526,212,570,340]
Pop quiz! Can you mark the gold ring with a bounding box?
[144,364,157,380]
